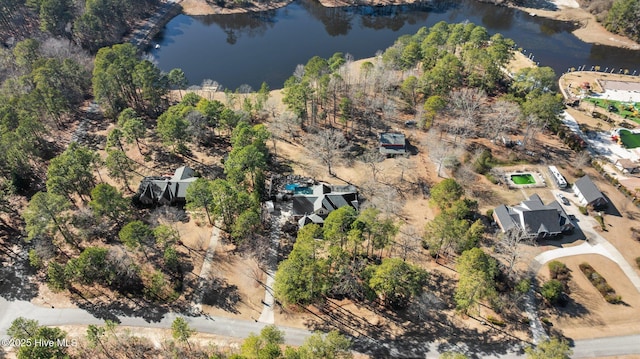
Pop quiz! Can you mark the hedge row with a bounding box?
[579,263,622,304]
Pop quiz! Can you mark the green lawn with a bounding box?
[619,129,640,149]
[585,98,640,124]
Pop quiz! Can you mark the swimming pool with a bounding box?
[285,184,313,194]
[511,173,537,185]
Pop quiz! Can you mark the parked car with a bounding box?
[557,193,570,205]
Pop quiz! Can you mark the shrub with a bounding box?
[486,209,494,218]
[578,206,588,215]
[541,279,564,304]
[515,278,531,294]
[486,315,506,327]
[631,228,640,241]
[594,215,606,231]
[541,317,553,326]
[605,294,623,304]
[28,249,43,269]
[636,257,640,269]
[485,173,499,184]
[473,149,494,174]
[548,261,568,279]
[579,262,623,304]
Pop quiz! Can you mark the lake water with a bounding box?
[150,0,640,90]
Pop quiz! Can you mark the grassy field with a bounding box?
[619,129,640,148]
[584,98,640,124]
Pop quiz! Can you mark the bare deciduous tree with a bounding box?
[305,129,346,176]
[392,225,422,262]
[271,111,300,143]
[186,110,210,145]
[395,156,415,183]
[360,149,385,182]
[521,114,540,150]
[424,131,453,178]
[485,99,520,142]
[448,88,487,142]
[495,226,537,279]
[574,150,591,168]
[362,181,404,219]
[455,161,478,188]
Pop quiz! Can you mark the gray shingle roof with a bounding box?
[137,167,198,204]
[291,183,358,223]
[292,196,318,215]
[494,205,518,232]
[494,194,574,237]
[379,133,406,154]
[574,176,605,204]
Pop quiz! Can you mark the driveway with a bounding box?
[534,189,640,293]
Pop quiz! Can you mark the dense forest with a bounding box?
[575,0,640,43]
[603,0,640,43]
[0,0,161,52]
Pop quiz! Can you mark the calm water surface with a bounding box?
[150,0,640,89]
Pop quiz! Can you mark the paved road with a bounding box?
[0,295,312,346]
[2,295,640,357]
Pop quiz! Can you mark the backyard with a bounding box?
[583,97,640,124]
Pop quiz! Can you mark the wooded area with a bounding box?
[0,1,584,355]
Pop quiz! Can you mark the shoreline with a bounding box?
[179,0,640,50]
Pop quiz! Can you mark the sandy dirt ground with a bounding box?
[537,254,640,339]
[178,0,640,50]
[164,51,640,344]
[181,0,292,15]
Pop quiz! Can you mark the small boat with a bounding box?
[154,44,160,49]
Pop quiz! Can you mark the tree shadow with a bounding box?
[551,293,590,319]
[300,270,524,358]
[199,277,241,314]
[69,286,169,323]
[0,236,40,301]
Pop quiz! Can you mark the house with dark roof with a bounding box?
[493,194,574,239]
[379,133,406,155]
[137,166,198,205]
[292,183,359,227]
[573,175,607,208]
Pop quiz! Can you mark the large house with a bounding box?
[379,132,406,156]
[573,175,607,208]
[137,166,198,205]
[493,194,574,239]
[292,183,359,227]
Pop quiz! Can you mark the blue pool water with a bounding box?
[285,184,313,194]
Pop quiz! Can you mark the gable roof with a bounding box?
[172,166,196,181]
[494,204,518,232]
[379,133,406,154]
[494,195,573,237]
[291,183,359,223]
[574,176,605,204]
[520,208,562,235]
[137,167,199,205]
